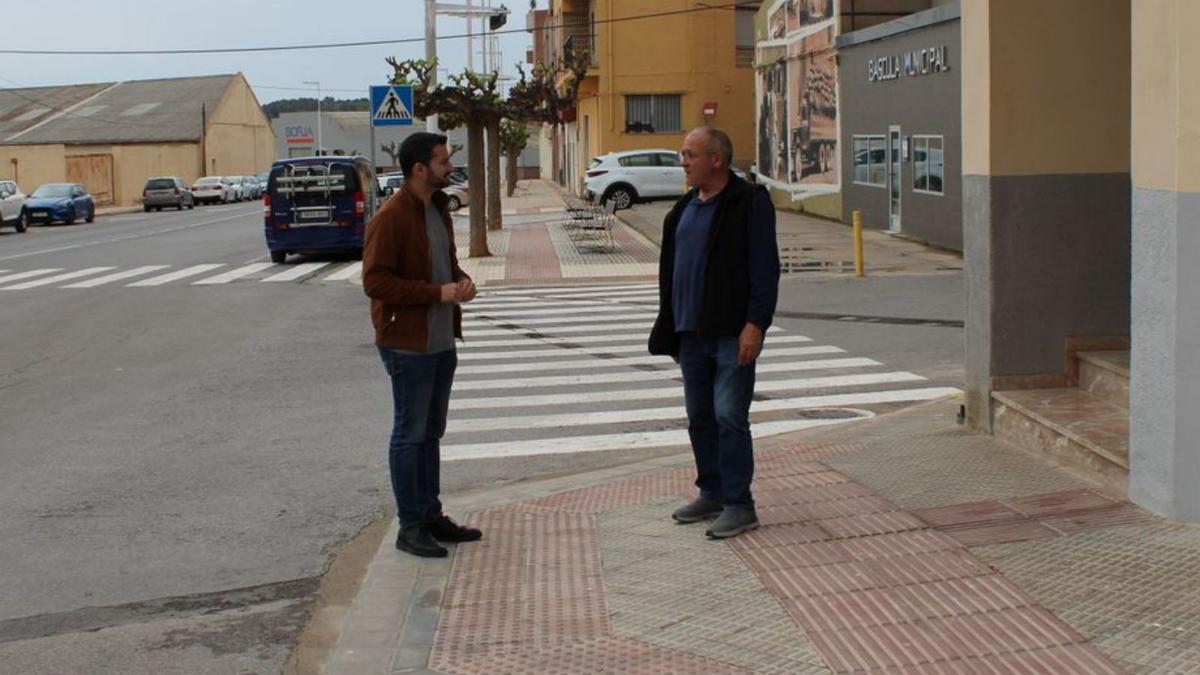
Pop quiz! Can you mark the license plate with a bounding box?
[31,211,47,217]
[298,209,329,221]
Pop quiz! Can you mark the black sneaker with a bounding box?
[671,495,723,523]
[428,514,483,543]
[396,525,448,558]
[705,507,760,539]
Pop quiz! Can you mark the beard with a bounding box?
[428,172,451,190]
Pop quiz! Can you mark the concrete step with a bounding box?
[1076,350,1130,409]
[992,387,1129,497]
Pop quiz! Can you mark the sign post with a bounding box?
[369,84,415,174]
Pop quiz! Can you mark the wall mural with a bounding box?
[756,0,839,193]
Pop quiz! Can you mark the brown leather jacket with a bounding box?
[362,183,469,351]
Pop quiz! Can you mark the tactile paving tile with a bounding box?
[517,468,695,514]
[820,424,1091,510]
[973,522,1200,673]
[598,501,832,673]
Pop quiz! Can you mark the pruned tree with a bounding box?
[499,119,531,197]
[380,141,402,166]
[387,58,503,258]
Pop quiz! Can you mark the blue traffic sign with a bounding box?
[370,85,414,127]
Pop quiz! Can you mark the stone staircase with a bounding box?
[992,348,1131,496]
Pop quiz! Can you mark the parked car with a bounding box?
[192,176,234,204]
[379,175,405,197]
[264,156,377,264]
[582,149,685,209]
[444,183,469,212]
[223,176,248,202]
[142,176,194,211]
[0,180,29,232]
[449,166,469,185]
[242,175,262,200]
[25,183,95,225]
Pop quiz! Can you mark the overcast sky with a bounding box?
[1,0,542,104]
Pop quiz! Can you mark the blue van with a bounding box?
[264,156,378,263]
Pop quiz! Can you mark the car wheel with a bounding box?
[86,207,94,223]
[65,208,76,225]
[447,195,461,211]
[270,250,287,264]
[144,205,151,213]
[15,211,27,233]
[604,185,636,210]
[187,200,194,210]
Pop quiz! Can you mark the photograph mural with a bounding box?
[756,0,839,192]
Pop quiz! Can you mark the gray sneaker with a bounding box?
[671,495,723,523]
[705,507,760,539]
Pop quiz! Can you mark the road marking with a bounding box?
[323,261,362,281]
[477,288,658,303]
[193,262,276,285]
[61,265,171,288]
[0,210,253,262]
[466,293,658,310]
[453,357,883,392]
[457,334,814,361]
[2,267,116,290]
[0,268,63,285]
[127,264,225,286]
[447,387,957,434]
[471,312,659,328]
[467,304,657,319]
[450,372,932,411]
[482,283,657,296]
[441,416,869,462]
[462,324,787,347]
[261,262,331,283]
[455,346,846,376]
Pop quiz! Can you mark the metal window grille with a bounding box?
[625,94,682,133]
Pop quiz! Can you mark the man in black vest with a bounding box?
[649,126,780,539]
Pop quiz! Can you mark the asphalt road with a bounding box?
[0,203,964,673]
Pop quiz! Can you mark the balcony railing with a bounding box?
[564,33,599,68]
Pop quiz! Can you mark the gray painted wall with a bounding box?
[839,18,961,250]
[1130,188,1200,520]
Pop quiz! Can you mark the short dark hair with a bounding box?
[399,132,448,177]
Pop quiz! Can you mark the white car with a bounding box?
[0,180,29,232]
[192,176,237,204]
[583,149,685,210]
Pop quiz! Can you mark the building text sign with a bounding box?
[868,46,951,82]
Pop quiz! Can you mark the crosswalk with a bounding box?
[0,261,365,290]
[441,282,960,462]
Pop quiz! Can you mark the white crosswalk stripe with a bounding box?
[62,265,170,288]
[323,261,362,281]
[193,262,277,285]
[432,282,961,462]
[127,264,226,287]
[261,262,331,282]
[0,268,63,285]
[2,267,115,290]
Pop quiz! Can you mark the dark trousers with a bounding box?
[378,347,457,529]
[678,333,758,509]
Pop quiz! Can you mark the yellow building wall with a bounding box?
[205,74,277,177]
[0,145,66,194]
[67,143,204,206]
[569,0,756,185]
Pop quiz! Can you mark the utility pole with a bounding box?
[303,80,322,155]
[425,0,439,132]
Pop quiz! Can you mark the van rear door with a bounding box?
[270,163,359,226]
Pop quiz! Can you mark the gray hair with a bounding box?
[695,126,733,167]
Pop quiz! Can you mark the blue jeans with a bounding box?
[378,347,457,529]
[678,333,757,509]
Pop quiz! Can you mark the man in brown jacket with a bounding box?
[363,132,480,558]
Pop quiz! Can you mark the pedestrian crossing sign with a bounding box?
[370,85,414,127]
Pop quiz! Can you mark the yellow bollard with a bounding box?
[852,209,865,277]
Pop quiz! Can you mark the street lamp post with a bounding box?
[302,80,322,156]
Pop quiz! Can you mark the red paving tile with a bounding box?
[1041,501,1154,535]
[503,221,562,282]
[911,500,1024,528]
[817,511,927,538]
[943,519,1061,547]
[1002,488,1118,517]
[728,521,832,549]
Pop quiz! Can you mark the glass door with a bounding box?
[888,125,902,232]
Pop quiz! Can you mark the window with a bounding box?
[853,135,887,187]
[654,152,681,167]
[618,153,655,167]
[625,94,682,133]
[913,135,945,194]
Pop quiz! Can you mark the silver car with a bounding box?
[142,177,194,211]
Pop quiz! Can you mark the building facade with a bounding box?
[0,74,274,206]
[541,0,760,194]
[837,4,961,250]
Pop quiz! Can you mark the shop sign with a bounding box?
[868,45,951,82]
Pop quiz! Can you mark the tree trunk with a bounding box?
[467,118,490,258]
[506,151,518,197]
[486,116,502,232]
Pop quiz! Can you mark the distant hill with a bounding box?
[262,97,370,119]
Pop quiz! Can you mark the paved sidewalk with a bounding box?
[453,180,659,287]
[324,397,1200,674]
[619,200,962,277]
